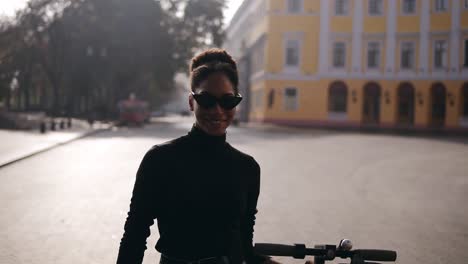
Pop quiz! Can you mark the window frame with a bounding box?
[283,37,302,73]
[401,0,417,15]
[366,41,381,70]
[368,0,384,16]
[286,0,304,13]
[332,42,347,69]
[283,87,299,111]
[433,39,448,70]
[434,0,448,12]
[334,0,350,16]
[328,88,348,113]
[267,89,275,109]
[252,88,265,110]
[463,85,468,118]
[463,39,468,68]
[400,41,416,70]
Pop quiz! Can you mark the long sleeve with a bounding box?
[241,158,269,264]
[116,148,160,264]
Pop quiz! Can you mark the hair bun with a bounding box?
[189,48,239,93]
[190,48,237,72]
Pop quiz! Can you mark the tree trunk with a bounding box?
[6,85,11,110]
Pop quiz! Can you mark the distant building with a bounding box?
[225,0,468,131]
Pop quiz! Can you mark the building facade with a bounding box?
[225,0,468,131]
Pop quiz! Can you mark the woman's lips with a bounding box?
[205,118,227,125]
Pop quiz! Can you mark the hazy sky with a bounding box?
[0,0,28,17]
[0,0,243,24]
[224,0,243,25]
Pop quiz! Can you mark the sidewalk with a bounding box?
[0,119,112,168]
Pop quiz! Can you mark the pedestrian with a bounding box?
[116,49,279,264]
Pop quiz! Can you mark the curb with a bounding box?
[0,126,112,169]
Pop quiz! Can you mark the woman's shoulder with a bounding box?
[144,135,191,158]
[226,143,259,167]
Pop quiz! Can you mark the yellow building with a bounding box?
[225,0,468,132]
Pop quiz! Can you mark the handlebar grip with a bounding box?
[354,249,397,262]
[254,243,297,256]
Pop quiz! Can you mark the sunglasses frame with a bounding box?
[191,91,243,110]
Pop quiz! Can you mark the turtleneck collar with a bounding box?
[187,124,227,146]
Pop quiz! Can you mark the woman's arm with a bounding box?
[241,157,271,264]
[116,147,160,264]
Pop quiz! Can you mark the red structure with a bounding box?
[118,95,149,126]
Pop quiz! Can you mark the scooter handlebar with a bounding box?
[254,243,300,257]
[353,249,397,262]
[254,243,397,262]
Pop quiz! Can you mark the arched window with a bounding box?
[460,83,468,127]
[397,82,415,125]
[462,83,468,118]
[268,89,275,109]
[430,83,446,127]
[329,81,348,113]
[363,82,381,124]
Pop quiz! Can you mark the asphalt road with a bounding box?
[1,119,467,264]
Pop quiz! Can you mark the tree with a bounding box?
[0,0,227,117]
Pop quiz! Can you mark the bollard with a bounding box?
[60,120,65,129]
[40,122,46,134]
[67,118,72,128]
[88,118,94,128]
[50,120,56,131]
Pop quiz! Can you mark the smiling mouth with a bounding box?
[206,118,227,125]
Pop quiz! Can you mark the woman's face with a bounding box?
[189,72,236,136]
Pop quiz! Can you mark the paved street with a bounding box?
[1,118,467,264]
[0,119,109,167]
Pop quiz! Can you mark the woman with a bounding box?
[116,49,276,264]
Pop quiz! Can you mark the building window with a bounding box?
[284,87,298,111]
[464,39,468,67]
[253,89,264,109]
[401,41,415,70]
[463,84,468,118]
[402,0,416,14]
[369,0,383,15]
[251,37,266,74]
[434,40,448,69]
[434,0,448,11]
[329,82,348,113]
[367,42,381,69]
[335,0,349,15]
[285,39,300,67]
[333,42,346,68]
[268,89,275,109]
[287,0,303,13]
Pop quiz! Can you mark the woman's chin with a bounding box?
[206,128,226,136]
[202,123,228,136]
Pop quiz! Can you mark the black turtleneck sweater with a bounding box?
[116,125,266,264]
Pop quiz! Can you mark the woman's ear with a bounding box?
[189,94,194,111]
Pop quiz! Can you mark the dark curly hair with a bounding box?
[189,48,239,94]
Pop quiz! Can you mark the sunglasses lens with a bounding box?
[219,96,242,110]
[193,92,242,110]
[195,94,217,108]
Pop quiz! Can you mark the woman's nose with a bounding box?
[211,103,224,113]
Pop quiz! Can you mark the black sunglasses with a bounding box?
[191,92,242,110]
